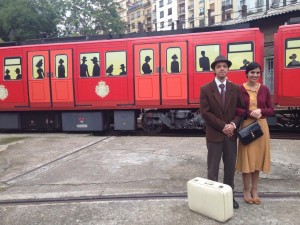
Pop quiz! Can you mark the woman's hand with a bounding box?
[250,109,262,119]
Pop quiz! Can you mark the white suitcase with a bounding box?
[187,177,233,222]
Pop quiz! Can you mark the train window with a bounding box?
[196,44,220,72]
[4,57,22,80]
[227,42,253,70]
[55,54,68,78]
[80,53,100,77]
[285,39,300,68]
[32,56,45,79]
[140,49,154,75]
[166,47,181,73]
[105,51,127,76]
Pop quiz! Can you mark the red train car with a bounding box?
[273,23,300,129]
[0,27,272,133]
[274,23,300,106]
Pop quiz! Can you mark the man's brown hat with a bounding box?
[211,55,232,69]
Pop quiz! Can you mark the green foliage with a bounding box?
[0,0,126,41]
[62,0,126,36]
[0,0,63,41]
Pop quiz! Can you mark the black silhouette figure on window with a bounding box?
[58,59,65,78]
[171,54,179,73]
[287,54,300,67]
[142,56,152,74]
[106,64,114,76]
[15,68,22,80]
[36,59,45,79]
[4,69,11,80]
[119,64,127,75]
[91,57,100,77]
[199,51,210,71]
[240,59,250,70]
[80,56,90,77]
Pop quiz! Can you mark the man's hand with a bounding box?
[222,124,235,137]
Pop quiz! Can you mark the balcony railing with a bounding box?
[178,9,185,15]
[144,1,151,8]
[188,15,194,22]
[255,0,264,8]
[128,2,143,13]
[188,4,194,10]
[223,4,233,11]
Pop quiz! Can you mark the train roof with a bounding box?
[0,23,254,49]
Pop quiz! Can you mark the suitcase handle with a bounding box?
[204,181,214,186]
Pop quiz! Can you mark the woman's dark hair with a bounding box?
[245,62,262,75]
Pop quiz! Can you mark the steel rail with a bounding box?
[0,192,299,206]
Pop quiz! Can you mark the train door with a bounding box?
[28,50,74,108]
[134,42,187,106]
[50,50,74,107]
[134,44,160,105]
[161,42,187,105]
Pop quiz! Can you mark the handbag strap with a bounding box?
[237,111,247,130]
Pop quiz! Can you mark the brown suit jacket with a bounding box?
[200,80,244,142]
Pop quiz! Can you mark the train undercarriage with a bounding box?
[141,109,205,134]
[0,107,299,134]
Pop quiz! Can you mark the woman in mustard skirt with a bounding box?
[236,62,274,205]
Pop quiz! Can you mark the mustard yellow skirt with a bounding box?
[236,118,271,174]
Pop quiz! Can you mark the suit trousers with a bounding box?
[207,137,237,190]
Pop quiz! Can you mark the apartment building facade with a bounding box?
[124,0,299,33]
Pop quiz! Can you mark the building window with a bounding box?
[209,16,215,25]
[105,51,127,76]
[3,57,22,80]
[226,13,231,20]
[256,0,264,7]
[264,57,274,94]
[137,11,140,18]
[168,0,172,4]
[227,42,254,70]
[196,45,220,72]
[199,19,205,27]
[160,21,164,28]
[168,19,172,26]
[130,13,135,20]
[168,8,172,15]
[199,8,204,15]
[132,23,135,29]
[159,0,164,8]
[160,11,164,18]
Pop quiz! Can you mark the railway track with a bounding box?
[0,192,299,206]
[102,128,300,140]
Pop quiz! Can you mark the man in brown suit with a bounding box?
[200,55,244,209]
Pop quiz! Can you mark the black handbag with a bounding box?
[237,112,263,145]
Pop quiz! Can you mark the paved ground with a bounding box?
[0,132,299,225]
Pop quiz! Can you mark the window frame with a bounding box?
[227,41,254,71]
[284,38,300,68]
[4,56,22,81]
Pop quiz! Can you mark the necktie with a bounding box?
[219,83,225,108]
